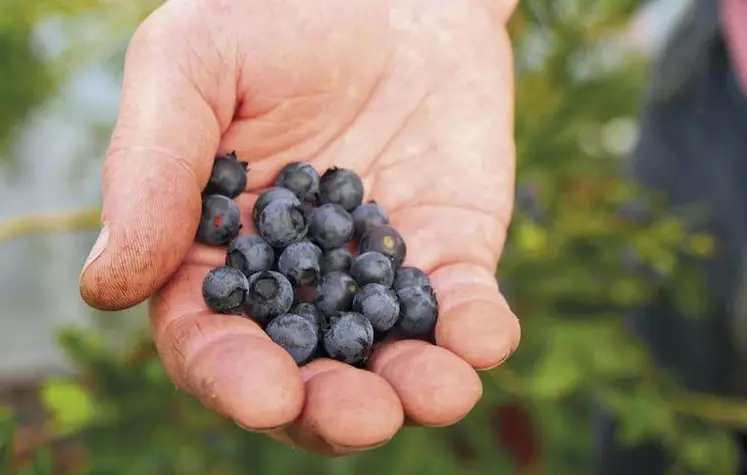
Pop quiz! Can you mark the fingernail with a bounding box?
[81,224,109,277]
[266,428,299,448]
[233,420,291,434]
[328,438,391,455]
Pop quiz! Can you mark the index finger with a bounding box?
[80,0,236,311]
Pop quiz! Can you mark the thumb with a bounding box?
[80,1,234,310]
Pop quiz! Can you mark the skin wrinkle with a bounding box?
[81,0,521,453]
[359,86,439,180]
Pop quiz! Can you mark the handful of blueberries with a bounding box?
[196,152,438,367]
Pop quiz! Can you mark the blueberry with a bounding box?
[393,266,431,291]
[350,252,394,288]
[352,283,400,333]
[243,271,294,326]
[397,286,438,338]
[253,187,301,222]
[318,167,364,211]
[274,162,320,203]
[196,195,242,246]
[359,225,407,268]
[314,271,359,317]
[323,312,374,365]
[256,199,309,248]
[320,247,353,274]
[351,201,389,238]
[201,266,249,315]
[308,203,354,250]
[226,235,275,277]
[265,313,319,365]
[291,302,325,331]
[277,240,322,287]
[204,151,249,198]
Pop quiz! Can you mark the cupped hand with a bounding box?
[79,0,520,455]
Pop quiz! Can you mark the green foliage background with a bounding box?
[0,1,740,474]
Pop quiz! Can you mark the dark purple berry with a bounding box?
[350,251,394,287]
[226,235,275,277]
[256,199,308,248]
[201,266,249,315]
[393,266,431,292]
[323,312,374,365]
[197,195,242,246]
[308,203,354,250]
[397,286,438,338]
[265,313,319,365]
[277,240,322,287]
[253,187,301,222]
[243,271,294,326]
[320,248,353,274]
[318,167,364,211]
[314,271,358,317]
[204,151,249,198]
[274,162,320,203]
[353,283,400,332]
[291,302,325,332]
[359,225,407,268]
[351,201,388,238]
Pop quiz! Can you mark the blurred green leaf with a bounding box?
[530,332,583,399]
[17,448,54,475]
[0,407,15,472]
[39,378,96,434]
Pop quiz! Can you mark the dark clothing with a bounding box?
[594,1,747,473]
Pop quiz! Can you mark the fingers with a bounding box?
[80,0,237,310]
[150,263,305,429]
[388,206,521,370]
[431,263,520,370]
[276,359,403,455]
[368,340,483,426]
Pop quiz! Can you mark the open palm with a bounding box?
[80,0,520,455]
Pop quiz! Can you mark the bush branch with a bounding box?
[0,208,101,243]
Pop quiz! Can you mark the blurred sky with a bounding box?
[0,0,692,382]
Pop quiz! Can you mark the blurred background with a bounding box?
[1,0,743,474]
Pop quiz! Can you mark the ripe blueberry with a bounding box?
[277,240,322,287]
[351,201,389,238]
[274,162,320,203]
[350,251,394,287]
[320,247,353,274]
[308,203,354,250]
[359,225,407,268]
[318,167,364,211]
[397,286,438,338]
[291,302,325,332]
[314,271,359,317]
[393,266,431,292]
[265,313,319,365]
[197,195,242,246]
[253,187,301,222]
[352,283,400,333]
[204,151,249,198]
[323,312,374,365]
[201,266,249,315]
[256,199,309,248]
[226,235,275,277]
[243,270,294,326]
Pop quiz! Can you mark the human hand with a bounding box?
[79,0,521,455]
